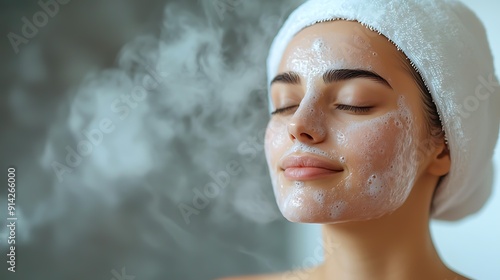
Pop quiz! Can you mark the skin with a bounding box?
[219,21,467,280]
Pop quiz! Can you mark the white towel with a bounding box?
[267,0,500,220]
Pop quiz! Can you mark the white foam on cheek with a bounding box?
[268,122,287,149]
[264,120,289,196]
[265,126,285,209]
[366,174,383,197]
[336,130,347,146]
[339,95,419,218]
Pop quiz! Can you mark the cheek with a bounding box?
[344,114,403,173]
[265,120,290,207]
[265,120,288,173]
[338,98,420,217]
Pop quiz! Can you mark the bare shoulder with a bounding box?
[216,271,287,280]
[217,267,320,280]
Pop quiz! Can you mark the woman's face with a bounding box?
[265,21,430,223]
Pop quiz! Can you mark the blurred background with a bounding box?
[0,0,498,279]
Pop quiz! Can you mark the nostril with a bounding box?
[300,133,314,140]
[288,122,324,143]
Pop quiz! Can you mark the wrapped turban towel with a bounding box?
[267,0,500,220]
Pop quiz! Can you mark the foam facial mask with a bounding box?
[266,93,419,223]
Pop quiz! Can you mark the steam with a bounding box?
[1,1,305,279]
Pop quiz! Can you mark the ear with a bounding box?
[426,142,450,176]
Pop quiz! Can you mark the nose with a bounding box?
[287,108,326,144]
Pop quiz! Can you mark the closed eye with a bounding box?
[336,104,372,113]
[272,104,372,115]
[271,105,299,115]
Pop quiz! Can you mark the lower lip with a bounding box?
[283,167,341,180]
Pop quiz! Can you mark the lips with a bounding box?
[280,155,343,180]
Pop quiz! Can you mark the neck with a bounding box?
[316,176,457,280]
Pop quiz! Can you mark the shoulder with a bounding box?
[216,267,321,280]
[215,272,286,280]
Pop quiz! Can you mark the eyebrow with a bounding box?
[270,69,392,89]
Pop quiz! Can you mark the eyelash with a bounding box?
[271,105,298,115]
[271,105,372,115]
[335,104,372,113]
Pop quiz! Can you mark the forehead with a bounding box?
[277,20,407,77]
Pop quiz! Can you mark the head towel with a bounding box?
[267,0,500,220]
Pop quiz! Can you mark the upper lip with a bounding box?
[280,154,344,171]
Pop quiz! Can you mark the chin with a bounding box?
[278,201,402,224]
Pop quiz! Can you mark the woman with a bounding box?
[222,0,499,279]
